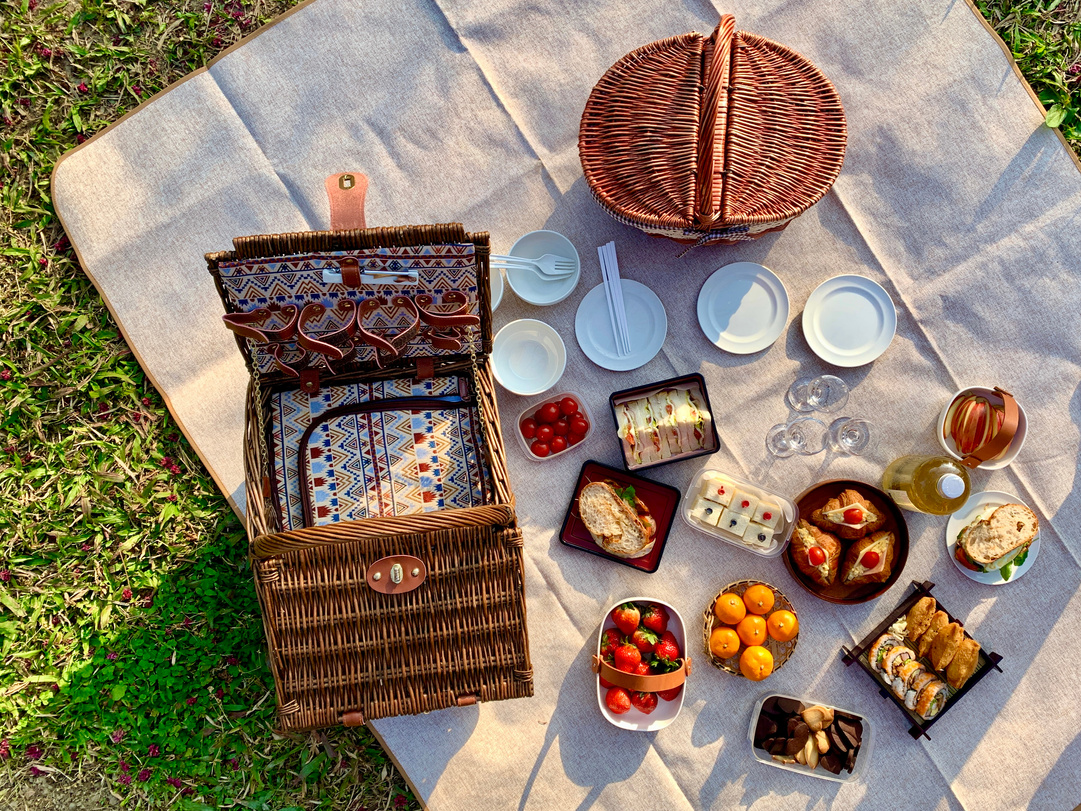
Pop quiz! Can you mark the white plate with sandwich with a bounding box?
[946,491,1040,585]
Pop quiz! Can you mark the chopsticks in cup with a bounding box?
[598,241,631,357]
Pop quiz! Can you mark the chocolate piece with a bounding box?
[784,723,810,756]
[820,751,844,775]
[759,737,775,753]
[776,697,804,715]
[826,723,848,752]
[787,717,801,736]
[845,747,857,773]
[769,739,788,756]
[837,717,863,748]
[755,715,778,745]
[761,696,781,716]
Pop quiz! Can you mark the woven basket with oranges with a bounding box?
[702,580,799,680]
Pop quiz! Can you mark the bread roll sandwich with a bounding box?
[579,480,656,559]
[840,531,896,586]
[790,520,842,586]
[955,503,1038,575]
[810,489,885,541]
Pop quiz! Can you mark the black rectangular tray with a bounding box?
[840,580,1002,739]
[609,372,720,472]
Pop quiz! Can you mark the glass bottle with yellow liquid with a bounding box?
[881,454,970,515]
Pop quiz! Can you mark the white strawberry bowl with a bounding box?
[936,386,1027,470]
[593,597,689,731]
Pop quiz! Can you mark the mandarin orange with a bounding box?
[709,626,741,659]
[713,592,746,625]
[766,610,799,643]
[736,614,767,647]
[742,584,775,615]
[739,645,774,680]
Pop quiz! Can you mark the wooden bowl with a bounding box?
[702,580,798,677]
[784,480,909,604]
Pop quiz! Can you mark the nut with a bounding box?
[800,705,835,733]
[804,736,819,770]
[815,730,830,754]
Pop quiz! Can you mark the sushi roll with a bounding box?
[881,643,915,678]
[868,633,903,673]
[915,678,949,720]
[891,659,926,699]
[905,671,938,711]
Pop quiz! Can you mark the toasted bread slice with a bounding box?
[958,503,1038,571]
[579,482,653,558]
[946,638,981,689]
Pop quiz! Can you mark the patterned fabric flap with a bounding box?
[270,375,491,530]
[216,244,480,375]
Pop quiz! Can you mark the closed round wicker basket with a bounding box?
[579,15,847,247]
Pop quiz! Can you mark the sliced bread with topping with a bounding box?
[956,503,1038,572]
[579,481,655,558]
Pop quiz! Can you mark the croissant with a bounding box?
[810,489,886,540]
[790,520,842,586]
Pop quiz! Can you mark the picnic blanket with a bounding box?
[52,0,1081,808]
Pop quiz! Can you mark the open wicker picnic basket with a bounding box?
[205,182,532,730]
[579,14,847,247]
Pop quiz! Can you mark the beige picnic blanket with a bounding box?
[52,0,1081,808]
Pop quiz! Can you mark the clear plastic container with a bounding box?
[513,391,595,462]
[748,692,874,783]
[681,467,796,557]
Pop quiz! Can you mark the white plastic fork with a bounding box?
[491,253,576,278]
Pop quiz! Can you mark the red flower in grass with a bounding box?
[141,397,150,406]
[38,257,47,266]
[25,745,42,761]
[132,413,142,423]
[137,769,150,782]
[119,760,130,772]
[215,687,224,700]
[165,776,182,788]
[160,456,172,467]
[148,744,159,757]
[167,495,177,502]
[106,652,118,661]
[111,729,125,744]
[229,757,239,771]
[186,696,196,706]
[225,655,239,666]
[121,588,132,601]
[395,796,407,808]
[117,774,131,785]
[0,740,9,759]
[30,765,41,776]
[181,788,194,797]
[77,83,88,93]
[0,370,10,381]
[0,571,10,582]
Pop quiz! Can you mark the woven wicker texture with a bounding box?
[206,224,531,731]
[579,14,846,245]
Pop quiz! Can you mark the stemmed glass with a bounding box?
[828,417,873,455]
[766,417,829,458]
[786,375,850,414]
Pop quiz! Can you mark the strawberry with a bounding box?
[599,674,616,689]
[630,691,658,714]
[611,603,640,637]
[633,661,652,676]
[640,603,669,634]
[613,643,642,673]
[653,631,681,667]
[631,626,659,653]
[605,687,631,715]
[600,628,622,659]
[657,685,682,702]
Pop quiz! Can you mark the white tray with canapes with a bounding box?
[681,467,796,558]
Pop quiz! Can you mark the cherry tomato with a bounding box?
[536,403,560,424]
[843,507,864,524]
[535,424,554,444]
[559,397,579,416]
[569,416,589,435]
[530,440,550,457]
[520,418,537,440]
[861,550,881,569]
[550,436,568,453]
[552,419,569,437]
[567,431,586,446]
[572,411,584,420]
[807,546,826,567]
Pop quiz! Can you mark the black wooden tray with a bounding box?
[840,580,1002,739]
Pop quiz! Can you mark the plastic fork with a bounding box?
[491,253,576,278]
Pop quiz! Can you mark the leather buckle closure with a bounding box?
[222,304,299,342]
[415,292,478,352]
[355,295,420,368]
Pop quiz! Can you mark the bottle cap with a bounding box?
[938,474,966,499]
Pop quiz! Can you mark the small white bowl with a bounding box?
[936,386,1027,470]
[504,230,581,306]
[491,266,504,312]
[596,597,687,732]
[492,319,566,396]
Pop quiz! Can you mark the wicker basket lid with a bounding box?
[579,15,846,246]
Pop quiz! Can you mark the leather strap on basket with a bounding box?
[325,172,368,231]
[222,304,299,343]
[694,14,734,230]
[959,387,1020,469]
[297,300,358,361]
[591,655,691,693]
[356,295,421,367]
[415,292,478,353]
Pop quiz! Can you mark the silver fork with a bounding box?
[491,253,576,278]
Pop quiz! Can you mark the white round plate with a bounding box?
[697,262,789,354]
[492,319,567,396]
[491,266,504,312]
[945,490,1039,585]
[575,280,667,372]
[504,230,581,306]
[802,275,896,367]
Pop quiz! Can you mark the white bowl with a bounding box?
[491,265,504,312]
[492,319,566,396]
[504,230,581,306]
[936,386,1027,470]
[596,597,686,732]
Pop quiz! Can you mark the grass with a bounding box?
[0,0,1077,808]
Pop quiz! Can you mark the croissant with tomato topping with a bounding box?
[810,489,886,540]
[840,531,897,586]
[791,520,842,586]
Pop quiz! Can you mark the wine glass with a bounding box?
[785,375,850,413]
[766,417,829,458]
[828,417,873,455]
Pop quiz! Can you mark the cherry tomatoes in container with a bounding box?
[515,391,595,461]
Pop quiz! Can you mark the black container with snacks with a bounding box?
[609,373,720,472]
[840,581,1002,739]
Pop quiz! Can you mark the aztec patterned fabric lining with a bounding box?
[216,244,480,374]
[270,375,492,530]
